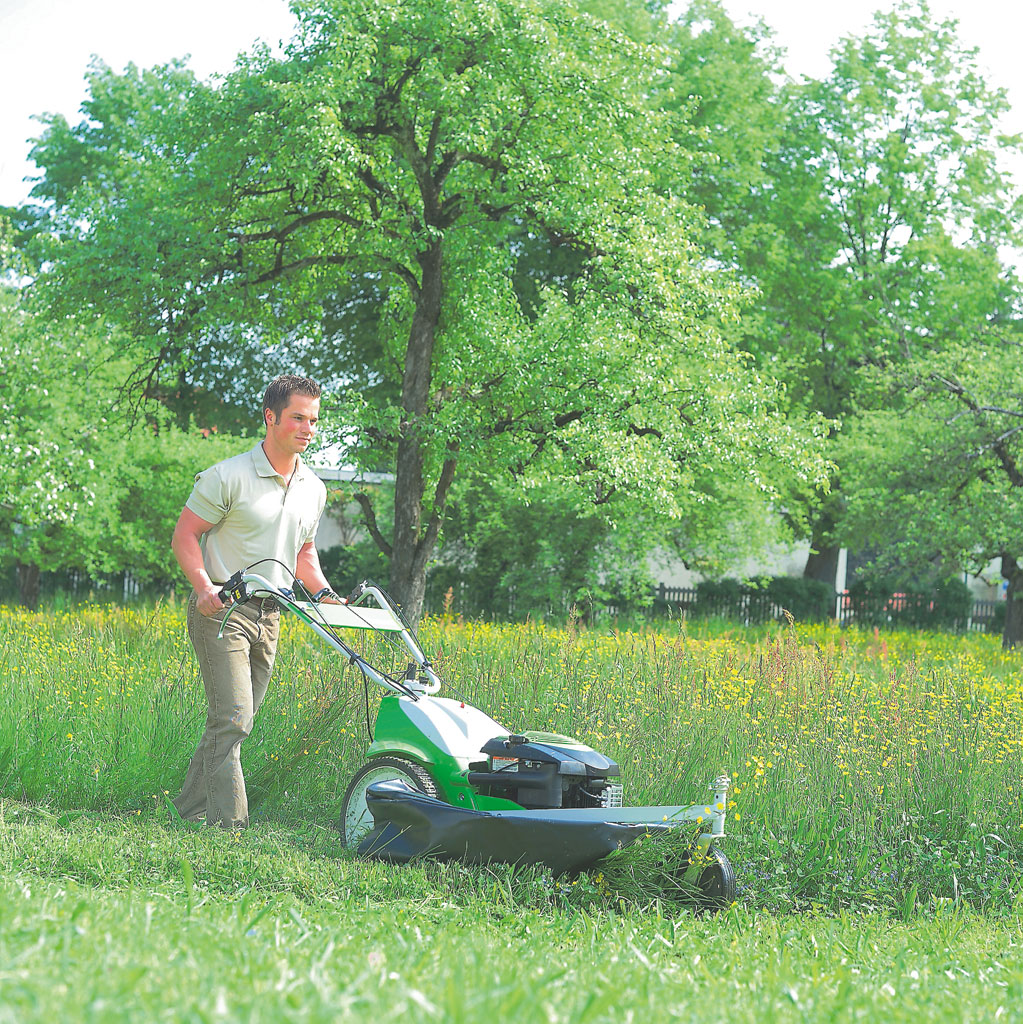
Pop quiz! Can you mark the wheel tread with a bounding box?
[339,755,438,847]
[696,847,736,911]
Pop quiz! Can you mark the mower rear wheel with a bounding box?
[340,756,438,848]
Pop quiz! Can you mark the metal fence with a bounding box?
[3,567,1006,634]
[651,583,1003,633]
[0,567,167,605]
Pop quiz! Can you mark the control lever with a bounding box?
[217,570,249,606]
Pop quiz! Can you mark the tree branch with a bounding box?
[416,446,459,564]
[453,150,509,174]
[354,491,393,558]
[253,251,420,298]
[229,209,364,244]
[354,167,419,226]
[553,409,585,429]
[425,113,443,170]
[627,423,664,440]
[946,404,1023,424]
[935,372,1023,488]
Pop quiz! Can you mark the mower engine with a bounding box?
[468,733,623,810]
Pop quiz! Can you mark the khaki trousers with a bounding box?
[173,593,280,828]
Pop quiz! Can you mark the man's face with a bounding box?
[265,394,320,455]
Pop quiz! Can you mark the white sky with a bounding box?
[1,0,1022,208]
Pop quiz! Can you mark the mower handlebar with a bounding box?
[217,570,247,606]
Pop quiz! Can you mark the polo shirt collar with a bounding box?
[251,441,309,481]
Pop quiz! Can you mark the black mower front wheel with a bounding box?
[688,846,736,912]
[339,756,438,848]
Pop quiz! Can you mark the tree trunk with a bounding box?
[1002,554,1023,650]
[802,497,844,591]
[388,241,444,625]
[804,542,842,590]
[16,561,41,610]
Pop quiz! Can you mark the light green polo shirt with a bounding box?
[186,442,327,591]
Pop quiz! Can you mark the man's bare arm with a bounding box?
[295,541,341,602]
[171,507,225,616]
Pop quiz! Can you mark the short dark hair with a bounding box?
[262,375,321,424]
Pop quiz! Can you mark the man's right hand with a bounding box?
[196,585,228,617]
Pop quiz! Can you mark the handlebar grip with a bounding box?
[218,570,245,606]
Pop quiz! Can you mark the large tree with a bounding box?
[737,1,1023,587]
[838,239,1023,647]
[30,0,825,621]
[659,0,785,270]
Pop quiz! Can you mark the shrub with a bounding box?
[846,573,902,627]
[846,573,975,630]
[694,576,834,625]
[693,578,744,619]
[765,576,835,622]
[929,577,973,627]
[317,543,390,594]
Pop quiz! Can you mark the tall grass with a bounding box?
[1,600,1021,912]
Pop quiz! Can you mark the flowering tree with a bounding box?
[31,0,827,621]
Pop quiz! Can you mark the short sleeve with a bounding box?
[304,482,327,543]
[185,466,229,525]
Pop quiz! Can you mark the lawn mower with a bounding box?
[218,569,735,907]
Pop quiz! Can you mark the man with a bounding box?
[170,374,340,828]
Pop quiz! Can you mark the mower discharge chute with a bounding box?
[218,571,735,907]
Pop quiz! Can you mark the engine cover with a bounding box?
[471,733,622,809]
[480,735,620,777]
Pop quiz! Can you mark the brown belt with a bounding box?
[208,591,279,611]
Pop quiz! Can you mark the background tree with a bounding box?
[0,265,250,606]
[658,0,785,272]
[736,1,1023,588]
[838,242,1023,647]
[30,0,826,622]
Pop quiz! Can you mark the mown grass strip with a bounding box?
[1,804,1022,1023]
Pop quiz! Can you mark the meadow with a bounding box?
[2,600,1023,1020]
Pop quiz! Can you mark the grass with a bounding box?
[2,802,1022,1023]
[2,599,1023,1019]
[3,600,1020,913]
